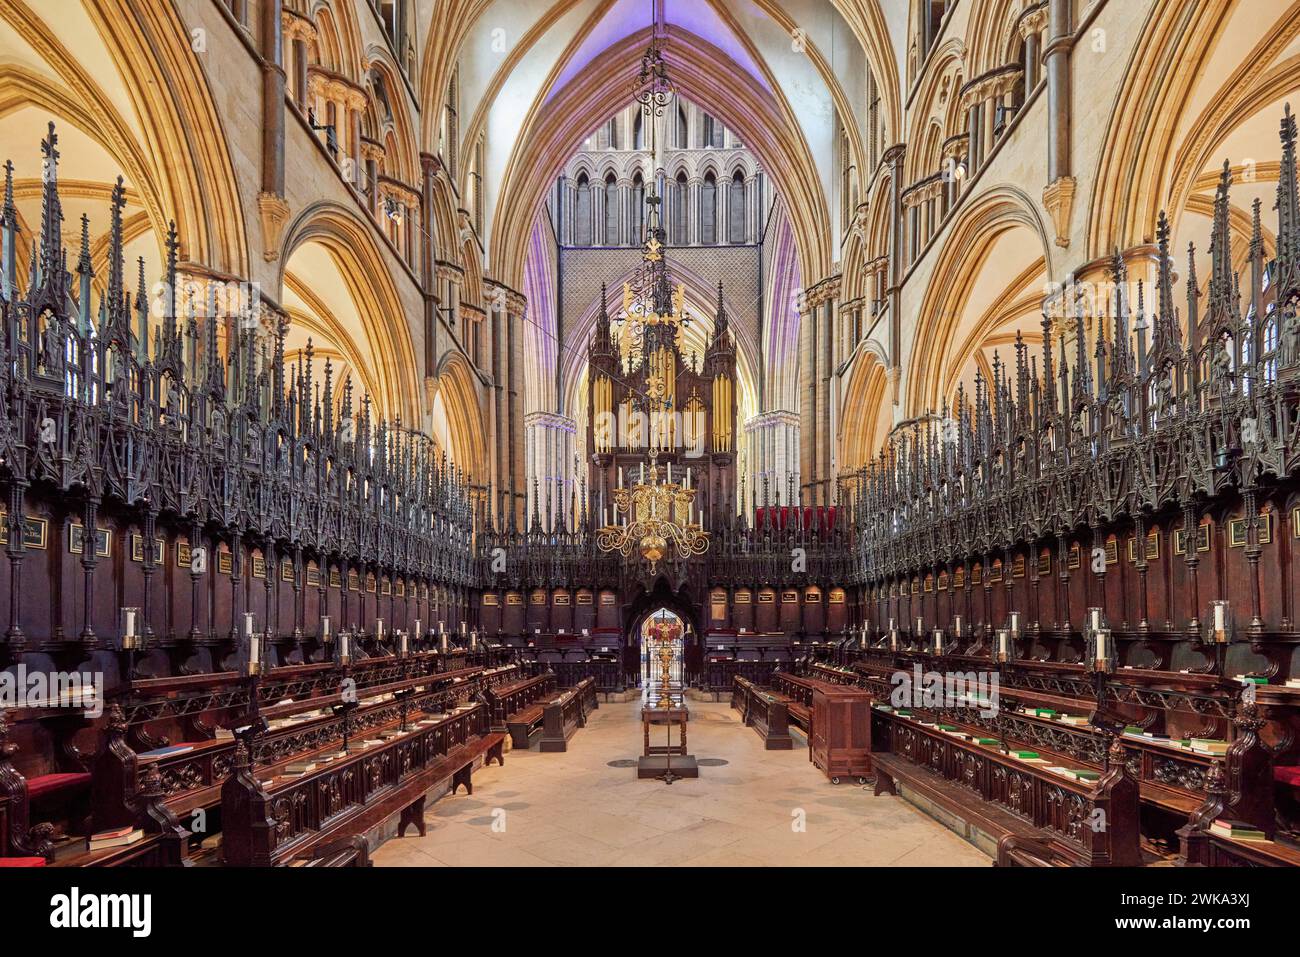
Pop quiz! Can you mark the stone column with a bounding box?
[257,0,289,262]
[524,412,577,530]
[744,411,800,507]
[688,177,701,246]
[884,145,906,371]
[1042,0,1076,247]
[505,289,527,527]
[420,153,439,375]
[1020,6,1048,91]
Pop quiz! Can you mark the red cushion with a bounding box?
[26,772,91,800]
[1275,766,1300,788]
[0,857,47,866]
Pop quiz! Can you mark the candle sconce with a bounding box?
[243,635,263,677]
[337,629,353,667]
[1084,605,1113,674]
[1086,626,1115,675]
[995,627,1012,664]
[119,606,143,652]
[1201,599,1232,675]
[932,627,945,656]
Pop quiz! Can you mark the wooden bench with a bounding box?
[92,663,503,829]
[730,676,794,749]
[871,706,1143,866]
[506,705,546,750]
[847,648,1279,839]
[483,673,558,732]
[398,730,506,835]
[770,672,815,731]
[539,677,598,752]
[220,702,502,866]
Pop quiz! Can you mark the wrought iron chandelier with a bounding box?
[596,457,709,573]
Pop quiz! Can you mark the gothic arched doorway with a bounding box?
[623,578,702,695]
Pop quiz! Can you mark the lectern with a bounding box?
[637,706,698,779]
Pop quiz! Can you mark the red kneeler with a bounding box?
[25,772,91,800]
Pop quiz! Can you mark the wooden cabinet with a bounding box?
[810,687,873,783]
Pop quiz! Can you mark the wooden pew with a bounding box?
[539,677,598,752]
[845,646,1279,843]
[769,672,815,731]
[871,705,1143,866]
[85,662,512,863]
[730,676,794,750]
[484,672,559,748]
[220,701,504,866]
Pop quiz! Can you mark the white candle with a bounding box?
[1090,608,1102,631]
[399,632,408,656]
[618,467,624,488]
[686,468,692,488]
[340,632,349,659]
[667,463,672,483]
[124,609,136,639]
[1214,602,1226,631]
[954,616,963,637]
[438,621,445,634]
[322,616,331,639]
[933,629,943,654]
[414,619,421,638]
[249,633,260,669]
[245,612,254,638]
[376,618,384,639]
[1096,630,1107,662]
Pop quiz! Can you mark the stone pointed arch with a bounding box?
[432,349,490,481]
[906,186,1052,416]
[278,202,423,426]
[491,26,831,292]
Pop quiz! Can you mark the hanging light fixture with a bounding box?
[597,455,709,573]
[631,0,676,118]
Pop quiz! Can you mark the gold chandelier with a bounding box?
[596,456,709,573]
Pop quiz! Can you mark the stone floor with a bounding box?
[373,698,992,867]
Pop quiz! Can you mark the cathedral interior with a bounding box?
[2,0,1300,895]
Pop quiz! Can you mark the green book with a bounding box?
[937,724,959,731]
[974,737,999,745]
[1009,750,1039,760]
[1070,770,1101,782]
